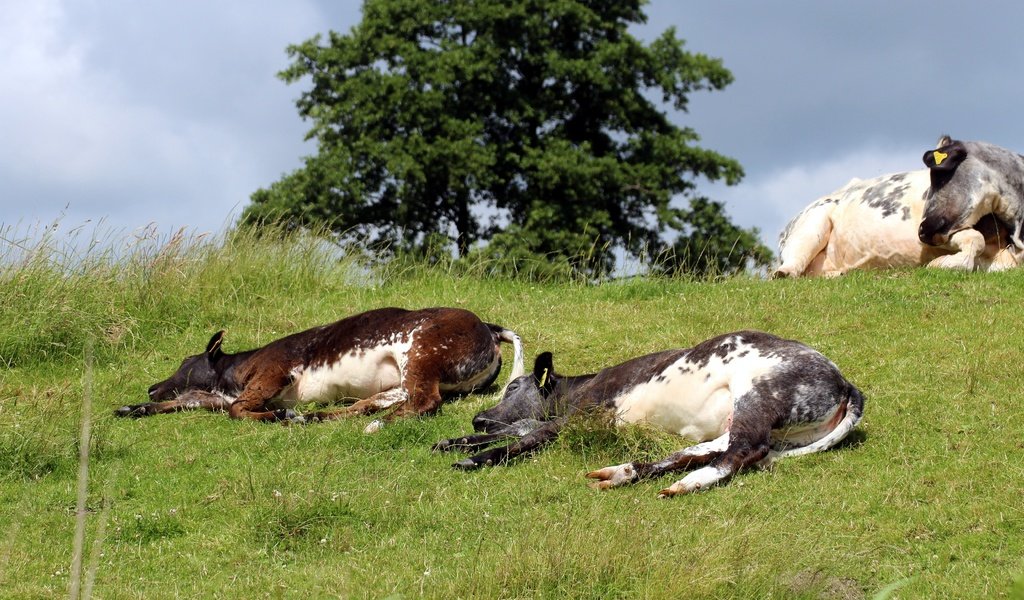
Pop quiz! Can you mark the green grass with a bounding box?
[2,227,1024,598]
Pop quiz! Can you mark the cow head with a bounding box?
[919,136,1024,249]
[918,136,975,246]
[147,331,226,401]
[471,352,560,432]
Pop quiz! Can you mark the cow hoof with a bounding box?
[655,483,679,497]
[658,481,696,498]
[452,458,480,470]
[927,253,974,271]
[114,404,147,418]
[363,420,384,434]
[279,410,307,425]
[585,463,638,489]
[432,439,452,452]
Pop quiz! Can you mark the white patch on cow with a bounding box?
[278,332,415,406]
[364,419,384,434]
[661,466,729,496]
[679,432,730,456]
[613,339,780,442]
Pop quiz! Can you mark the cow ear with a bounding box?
[205,330,226,360]
[533,352,555,390]
[923,140,967,171]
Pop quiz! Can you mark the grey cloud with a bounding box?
[3,0,1023,255]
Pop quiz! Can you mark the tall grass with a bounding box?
[2,224,1023,598]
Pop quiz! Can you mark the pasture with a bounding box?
[1,229,1023,598]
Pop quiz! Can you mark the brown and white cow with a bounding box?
[774,161,1018,278]
[435,330,864,496]
[116,307,524,431]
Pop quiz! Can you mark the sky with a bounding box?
[4,0,1024,251]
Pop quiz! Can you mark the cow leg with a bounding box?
[927,228,986,270]
[367,370,443,424]
[658,435,770,497]
[586,433,730,490]
[452,419,565,469]
[433,419,544,452]
[432,431,513,453]
[344,388,409,415]
[772,203,834,278]
[284,388,409,425]
[228,374,289,422]
[979,246,1021,272]
[332,371,443,433]
[114,390,233,418]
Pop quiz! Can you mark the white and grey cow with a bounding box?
[774,145,1018,278]
[435,330,864,497]
[919,136,1024,258]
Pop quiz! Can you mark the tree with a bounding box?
[245,0,771,276]
[655,198,773,277]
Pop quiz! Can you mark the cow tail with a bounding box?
[487,324,525,385]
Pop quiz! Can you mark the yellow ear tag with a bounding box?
[933,150,948,166]
[539,368,549,388]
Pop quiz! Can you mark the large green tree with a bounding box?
[245,0,771,276]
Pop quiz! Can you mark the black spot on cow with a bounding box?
[686,336,739,369]
[859,179,909,219]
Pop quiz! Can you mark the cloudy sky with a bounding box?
[4,1,1024,250]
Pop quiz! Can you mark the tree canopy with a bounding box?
[245,0,771,276]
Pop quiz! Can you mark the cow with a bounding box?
[434,330,864,497]
[773,163,1018,278]
[115,307,524,432]
[919,136,1024,261]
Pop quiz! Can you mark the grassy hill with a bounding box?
[1,229,1023,598]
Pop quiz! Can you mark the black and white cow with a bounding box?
[435,331,864,496]
[116,307,524,432]
[774,164,1017,278]
[919,135,1024,263]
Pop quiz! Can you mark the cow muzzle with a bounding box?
[918,215,953,246]
[471,414,504,433]
[147,382,175,402]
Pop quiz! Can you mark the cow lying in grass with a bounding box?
[774,151,1018,278]
[116,307,524,431]
[434,331,864,496]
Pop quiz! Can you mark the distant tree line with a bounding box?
[244,0,772,278]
